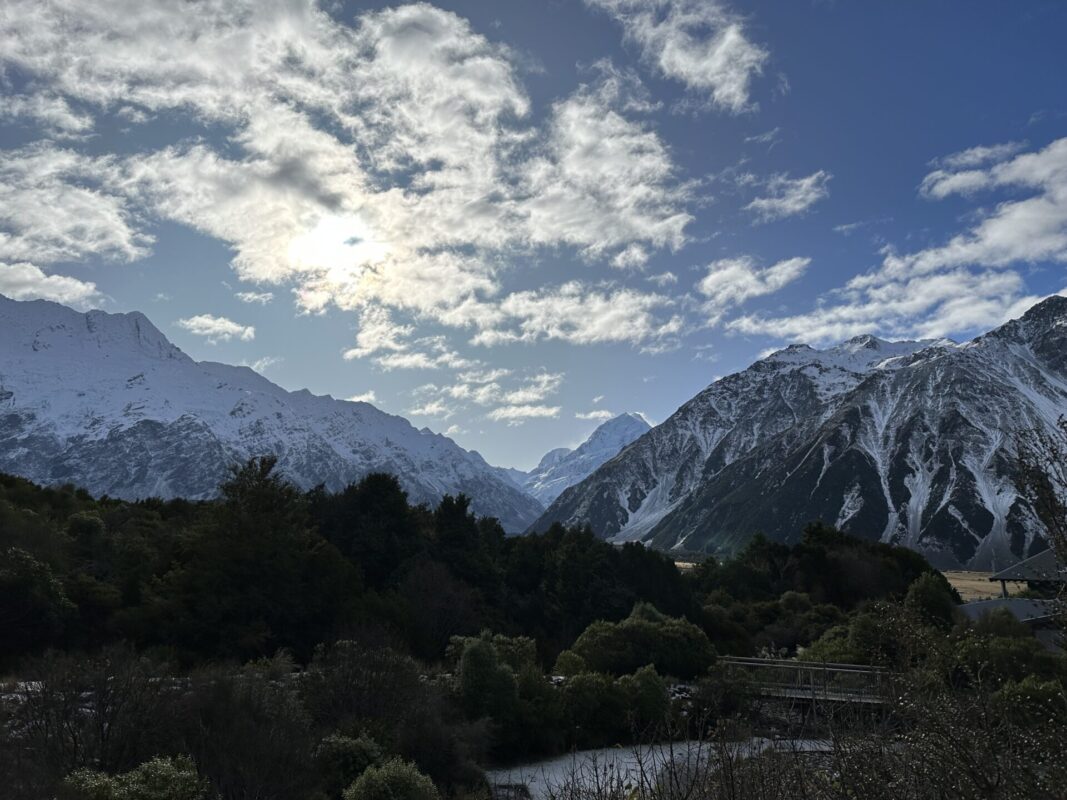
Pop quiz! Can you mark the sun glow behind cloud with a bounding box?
[1,0,1064,451]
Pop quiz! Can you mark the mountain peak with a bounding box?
[584,412,652,449]
[1020,293,1067,327]
[520,412,652,506]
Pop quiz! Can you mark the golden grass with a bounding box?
[943,570,1024,601]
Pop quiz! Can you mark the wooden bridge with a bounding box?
[720,657,890,705]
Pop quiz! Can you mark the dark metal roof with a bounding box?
[988,548,1064,582]
[960,598,1059,623]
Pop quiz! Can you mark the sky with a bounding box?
[1,1,1066,470]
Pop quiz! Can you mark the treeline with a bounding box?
[1,458,1065,800]
[0,458,690,667]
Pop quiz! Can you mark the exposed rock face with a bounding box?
[0,295,544,531]
[531,298,1067,568]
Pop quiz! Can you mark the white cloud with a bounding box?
[488,404,561,423]
[729,269,1043,343]
[611,243,649,269]
[0,1,696,365]
[472,281,683,347]
[407,399,455,419]
[744,171,831,222]
[443,424,465,436]
[343,307,413,360]
[347,391,379,404]
[1,94,93,134]
[576,409,615,421]
[501,372,564,404]
[726,139,1067,344]
[236,291,273,305]
[245,355,282,373]
[934,141,1027,170]
[520,65,692,260]
[744,127,781,147]
[585,0,768,113]
[647,271,678,286]
[869,137,1067,284]
[412,369,565,425]
[457,367,511,384]
[592,394,605,404]
[0,145,151,265]
[176,314,255,343]
[698,256,809,319]
[0,261,101,306]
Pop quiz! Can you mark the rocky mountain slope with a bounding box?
[531,297,1067,568]
[520,413,651,505]
[0,295,544,531]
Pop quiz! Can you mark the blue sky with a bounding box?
[2,0,1066,469]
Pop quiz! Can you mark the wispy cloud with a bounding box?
[744,171,831,223]
[729,138,1067,343]
[576,409,615,421]
[488,404,561,423]
[585,0,768,113]
[235,291,273,305]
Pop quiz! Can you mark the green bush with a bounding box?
[904,573,958,629]
[342,759,439,800]
[63,756,212,800]
[314,734,382,800]
[560,672,628,748]
[617,665,669,730]
[567,603,715,679]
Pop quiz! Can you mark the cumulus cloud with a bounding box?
[744,170,831,222]
[0,145,151,265]
[698,256,809,319]
[0,0,696,368]
[176,314,255,343]
[472,281,683,347]
[0,261,101,306]
[520,64,692,260]
[585,0,768,112]
[728,138,1067,343]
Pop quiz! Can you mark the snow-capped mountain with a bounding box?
[0,295,543,531]
[520,413,651,505]
[531,297,1067,569]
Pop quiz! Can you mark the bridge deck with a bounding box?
[720,656,890,705]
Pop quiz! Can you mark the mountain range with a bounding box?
[531,296,1067,569]
[3,293,1065,567]
[0,295,547,531]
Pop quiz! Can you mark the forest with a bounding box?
[1,454,1065,800]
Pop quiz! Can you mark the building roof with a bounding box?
[989,548,1064,583]
[959,598,1059,624]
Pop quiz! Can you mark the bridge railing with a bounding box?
[719,656,889,703]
